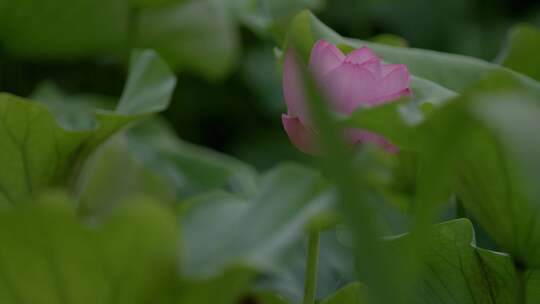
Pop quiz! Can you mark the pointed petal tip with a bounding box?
[309,40,345,76]
[345,47,379,65]
[283,50,311,123]
[282,114,318,155]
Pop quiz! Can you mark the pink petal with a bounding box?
[321,61,379,114]
[343,48,382,80]
[282,42,410,156]
[355,58,382,78]
[381,64,411,91]
[345,47,378,65]
[282,114,318,154]
[283,50,310,124]
[309,40,345,77]
[345,128,399,153]
[381,64,405,76]
[373,64,411,105]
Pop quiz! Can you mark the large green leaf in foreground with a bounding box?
[323,18,540,268]
[0,194,178,304]
[256,220,521,304]
[462,93,540,267]
[387,219,517,304]
[0,49,175,207]
[280,17,540,300]
[304,220,518,304]
[346,74,540,269]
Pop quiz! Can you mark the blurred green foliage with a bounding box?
[0,193,179,304]
[1,0,538,170]
[282,9,540,303]
[497,24,540,81]
[1,0,540,304]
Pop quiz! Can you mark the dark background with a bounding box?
[1,0,539,170]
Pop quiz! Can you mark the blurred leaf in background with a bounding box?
[0,0,128,58]
[497,23,540,81]
[0,50,174,207]
[75,116,259,215]
[136,0,239,79]
[233,0,325,41]
[320,0,540,60]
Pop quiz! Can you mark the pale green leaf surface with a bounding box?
[180,164,334,279]
[125,118,259,198]
[31,81,114,131]
[497,24,540,81]
[76,135,176,217]
[117,49,177,115]
[0,50,175,207]
[136,0,239,79]
[233,0,324,41]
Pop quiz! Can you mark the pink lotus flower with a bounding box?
[282,40,411,154]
